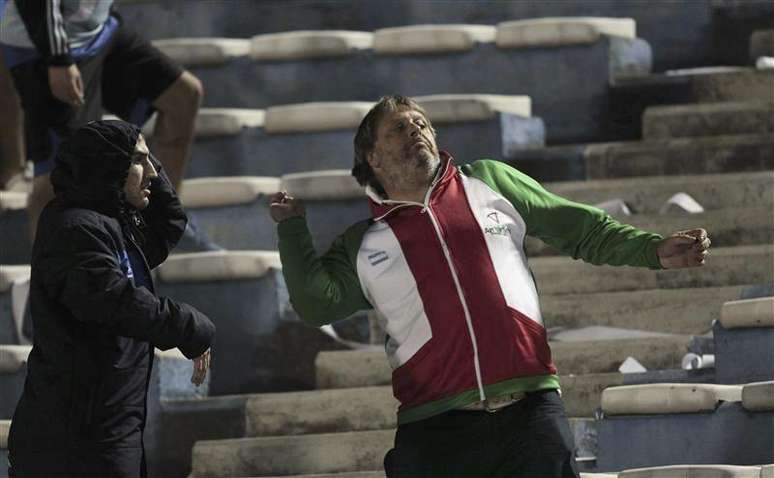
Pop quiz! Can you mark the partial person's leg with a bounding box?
[495,390,580,478]
[385,410,500,478]
[150,70,203,188]
[100,25,200,189]
[10,52,106,240]
[0,51,25,188]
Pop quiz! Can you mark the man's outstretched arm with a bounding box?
[464,160,710,270]
[271,192,372,325]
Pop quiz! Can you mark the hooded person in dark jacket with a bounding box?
[7,120,215,478]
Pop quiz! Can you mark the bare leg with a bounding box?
[0,52,26,188]
[150,71,203,190]
[28,173,54,241]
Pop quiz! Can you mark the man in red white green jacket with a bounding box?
[270,95,711,478]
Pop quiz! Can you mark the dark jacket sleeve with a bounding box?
[41,220,214,359]
[13,0,74,66]
[140,158,188,270]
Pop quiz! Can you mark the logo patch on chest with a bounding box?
[368,250,389,266]
[484,211,511,237]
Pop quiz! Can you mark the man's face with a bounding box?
[123,135,157,210]
[368,107,440,192]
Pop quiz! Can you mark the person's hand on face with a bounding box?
[48,64,84,108]
[124,135,158,210]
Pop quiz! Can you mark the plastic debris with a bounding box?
[681,353,715,370]
[594,199,632,217]
[658,192,704,215]
[618,356,647,374]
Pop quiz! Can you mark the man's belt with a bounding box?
[458,392,526,413]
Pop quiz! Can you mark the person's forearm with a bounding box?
[277,217,370,325]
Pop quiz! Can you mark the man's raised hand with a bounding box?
[269,191,305,223]
[657,228,711,269]
[48,64,84,107]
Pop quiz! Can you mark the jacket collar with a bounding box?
[368,151,456,221]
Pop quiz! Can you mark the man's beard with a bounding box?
[383,146,441,194]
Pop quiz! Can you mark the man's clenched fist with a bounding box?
[269,191,305,223]
[657,228,711,269]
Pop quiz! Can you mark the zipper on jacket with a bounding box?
[425,206,486,402]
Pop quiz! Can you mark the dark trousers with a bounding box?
[384,390,580,478]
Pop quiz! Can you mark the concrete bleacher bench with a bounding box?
[373,24,496,54]
[714,297,774,384]
[0,192,30,265]
[642,102,774,140]
[609,67,774,141]
[597,382,774,471]
[0,345,30,419]
[251,30,373,61]
[179,176,279,250]
[187,95,542,179]
[617,465,765,478]
[0,265,30,344]
[178,19,651,144]
[156,251,345,395]
[152,38,251,66]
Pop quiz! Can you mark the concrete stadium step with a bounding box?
[190,416,600,477]
[161,387,595,476]
[597,382,774,471]
[531,245,774,295]
[0,192,30,265]
[714,297,774,384]
[190,429,393,477]
[584,134,774,179]
[314,336,690,391]
[642,102,774,140]
[183,95,543,178]
[0,265,30,344]
[179,176,279,251]
[526,205,774,256]
[164,19,650,144]
[156,251,352,395]
[543,284,751,335]
[609,68,774,140]
[254,473,615,478]
[181,170,774,255]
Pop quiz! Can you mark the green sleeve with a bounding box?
[463,160,664,269]
[277,217,372,326]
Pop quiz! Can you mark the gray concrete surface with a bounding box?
[714,321,774,385]
[642,102,774,139]
[531,245,774,295]
[584,134,774,179]
[542,285,748,335]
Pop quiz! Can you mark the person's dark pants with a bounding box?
[384,390,580,478]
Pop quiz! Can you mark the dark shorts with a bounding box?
[9,19,182,176]
[384,390,581,478]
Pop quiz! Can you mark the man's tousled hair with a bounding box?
[352,95,433,197]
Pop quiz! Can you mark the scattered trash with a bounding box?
[756,56,774,70]
[594,199,632,217]
[658,192,704,215]
[619,356,647,374]
[681,353,715,370]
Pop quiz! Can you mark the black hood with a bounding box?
[51,120,141,216]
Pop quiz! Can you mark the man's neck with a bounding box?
[385,185,430,204]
